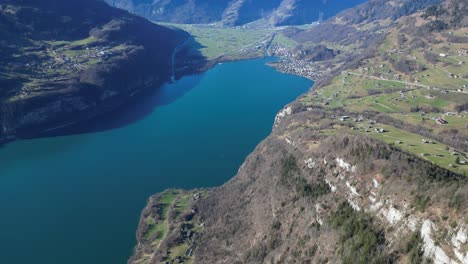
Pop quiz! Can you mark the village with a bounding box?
[268,44,325,80]
[8,43,122,81]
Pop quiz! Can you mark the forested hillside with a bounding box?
[0,0,187,142]
[105,0,366,26]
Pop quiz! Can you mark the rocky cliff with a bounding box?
[130,0,468,263]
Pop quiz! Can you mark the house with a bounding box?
[375,128,386,133]
[436,117,448,125]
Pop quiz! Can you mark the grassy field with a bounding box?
[4,35,129,102]
[142,190,180,243]
[297,24,468,175]
[138,189,208,264]
[162,23,280,59]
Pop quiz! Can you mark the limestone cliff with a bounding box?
[130,0,468,263]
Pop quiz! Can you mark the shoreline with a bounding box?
[0,46,309,147]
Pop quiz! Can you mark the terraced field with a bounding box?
[297,20,468,175]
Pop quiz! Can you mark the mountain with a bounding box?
[104,0,366,26]
[130,0,468,263]
[0,0,188,143]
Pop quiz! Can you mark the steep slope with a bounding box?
[130,0,468,263]
[105,0,366,26]
[0,0,188,143]
[269,0,366,26]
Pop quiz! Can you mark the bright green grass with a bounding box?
[169,244,190,260]
[143,218,166,241]
[143,190,181,241]
[70,36,97,47]
[175,195,191,214]
[162,23,275,59]
[272,32,298,48]
[160,190,180,204]
[356,124,467,175]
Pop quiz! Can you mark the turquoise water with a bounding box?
[0,58,312,263]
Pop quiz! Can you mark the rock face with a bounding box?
[131,117,468,263]
[132,122,468,263]
[104,0,366,26]
[0,0,189,143]
[130,0,468,263]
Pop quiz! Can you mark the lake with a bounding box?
[0,58,312,263]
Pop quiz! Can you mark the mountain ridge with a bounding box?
[130,0,468,263]
[104,0,366,26]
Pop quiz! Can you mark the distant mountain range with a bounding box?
[104,0,367,26]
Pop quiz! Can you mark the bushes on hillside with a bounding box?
[330,202,393,264]
[404,232,425,264]
[320,134,464,182]
[280,154,331,200]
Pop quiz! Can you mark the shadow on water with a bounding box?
[0,35,210,166]
[39,37,209,138]
[0,73,204,167]
[47,74,203,137]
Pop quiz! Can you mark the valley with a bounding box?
[130,0,468,263]
[0,0,467,263]
[0,58,311,264]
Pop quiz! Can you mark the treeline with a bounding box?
[388,57,426,74]
[330,202,395,264]
[339,0,442,24]
[320,134,464,182]
[374,114,468,151]
[280,154,331,200]
[455,103,468,112]
[422,0,467,29]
